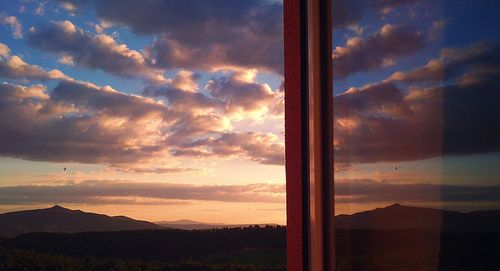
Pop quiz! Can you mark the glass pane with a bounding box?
[0,1,286,270]
[332,0,500,270]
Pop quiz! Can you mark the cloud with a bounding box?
[26,20,166,82]
[143,71,223,115]
[0,43,70,81]
[388,41,500,84]
[0,181,286,204]
[369,0,419,15]
[50,80,167,119]
[332,0,421,29]
[0,15,23,39]
[334,42,500,165]
[0,78,283,166]
[206,132,284,165]
[428,20,447,41]
[52,0,425,75]
[110,167,197,174]
[58,0,283,74]
[0,81,169,164]
[205,70,277,117]
[332,24,425,78]
[144,70,281,119]
[335,179,500,204]
[167,128,284,166]
[332,0,364,29]
[34,2,45,16]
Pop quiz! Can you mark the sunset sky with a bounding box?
[0,0,498,224]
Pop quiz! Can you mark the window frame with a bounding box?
[284,0,334,270]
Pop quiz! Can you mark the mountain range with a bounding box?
[0,205,160,237]
[1,203,499,237]
[336,203,500,232]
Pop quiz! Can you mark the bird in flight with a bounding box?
[64,167,67,171]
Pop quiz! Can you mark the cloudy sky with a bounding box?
[0,0,498,223]
[331,0,500,214]
[0,0,285,223]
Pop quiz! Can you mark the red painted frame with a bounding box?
[284,0,306,270]
[285,0,333,270]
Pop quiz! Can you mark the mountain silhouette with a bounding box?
[0,205,161,237]
[336,203,500,232]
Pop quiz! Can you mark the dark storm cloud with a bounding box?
[0,181,285,204]
[334,42,500,164]
[332,24,425,78]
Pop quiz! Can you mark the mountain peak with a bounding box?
[50,205,67,209]
[48,205,71,211]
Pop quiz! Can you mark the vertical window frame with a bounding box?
[284,0,334,270]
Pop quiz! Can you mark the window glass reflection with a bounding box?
[332,0,500,270]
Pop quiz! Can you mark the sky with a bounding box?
[0,0,285,224]
[0,0,498,224]
[331,0,500,214]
